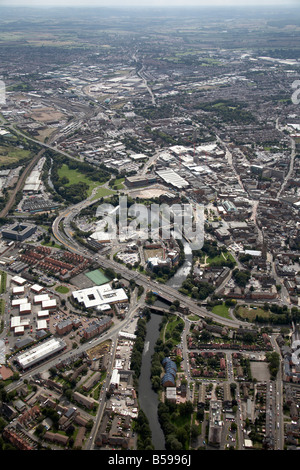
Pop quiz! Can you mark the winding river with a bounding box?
[138,240,192,449]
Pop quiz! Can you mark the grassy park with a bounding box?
[58,163,115,199]
[212,303,231,319]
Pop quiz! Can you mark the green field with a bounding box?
[0,271,7,294]
[91,186,115,201]
[0,144,31,165]
[212,303,231,319]
[237,306,270,322]
[113,177,125,190]
[58,164,97,194]
[85,269,110,285]
[55,285,70,294]
[0,299,4,316]
[206,252,235,265]
[188,314,200,321]
[58,163,115,199]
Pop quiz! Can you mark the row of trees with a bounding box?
[130,317,148,383]
[134,410,154,450]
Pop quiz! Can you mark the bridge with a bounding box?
[148,305,170,315]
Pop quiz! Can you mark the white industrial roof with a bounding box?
[12,298,28,306]
[37,310,49,317]
[110,368,120,386]
[12,286,25,294]
[196,143,218,154]
[34,294,50,303]
[11,276,26,285]
[36,320,48,330]
[156,169,189,189]
[31,284,44,293]
[244,250,262,257]
[72,283,128,309]
[42,299,57,309]
[19,303,31,313]
[16,338,65,369]
[119,331,137,340]
[15,326,25,333]
[11,316,30,328]
[129,153,147,160]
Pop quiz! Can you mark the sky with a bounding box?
[0,0,298,8]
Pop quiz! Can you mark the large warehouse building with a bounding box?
[15,338,66,370]
[156,169,189,189]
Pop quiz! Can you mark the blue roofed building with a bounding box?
[161,357,177,388]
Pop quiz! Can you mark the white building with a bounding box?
[36,320,48,330]
[37,310,49,318]
[11,276,26,285]
[12,286,25,295]
[10,316,30,332]
[19,303,31,314]
[15,338,66,370]
[72,283,128,309]
[42,299,57,310]
[31,284,44,294]
[12,298,28,307]
[34,294,50,304]
[156,169,189,189]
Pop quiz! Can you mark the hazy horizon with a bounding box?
[0,0,298,8]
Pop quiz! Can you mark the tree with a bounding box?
[151,375,161,392]
[179,401,194,417]
[166,435,183,450]
[191,424,199,439]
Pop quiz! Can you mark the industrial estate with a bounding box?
[0,3,300,453]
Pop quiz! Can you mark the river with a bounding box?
[138,240,192,449]
[138,311,165,450]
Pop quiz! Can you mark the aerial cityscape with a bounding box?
[0,0,300,455]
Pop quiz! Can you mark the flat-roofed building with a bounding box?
[15,337,66,370]
[125,174,157,188]
[198,383,206,409]
[37,310,49,319]
[12,286,25,295]
[12,298,28,307]
[110,368,120,391]
[11,276,26,285]
[31,284,44,294]
[33,294,50,304]
[10,316,30,331]
[42,299,57,310]
[15,326,25,335]
[156,169,189,189]
[36,320,48,331]
[72,283,127,309]
[19,303,31,315]
[208,400,223,448]
[2,222,37,242]
[165,387,177,403]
